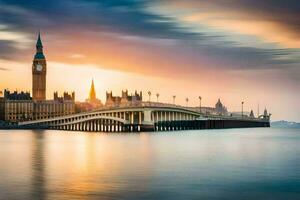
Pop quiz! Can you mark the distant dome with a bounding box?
[215,99,222,108]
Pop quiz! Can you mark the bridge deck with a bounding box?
[17,103,270,132]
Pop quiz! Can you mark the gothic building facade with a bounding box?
[33,93,75,120]
[215,99,228,115]
[0,90,33,122]
[0,32,75,122]
[31,32,75,120]
[105,90,142,107]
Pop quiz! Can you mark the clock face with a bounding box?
[36,64,43,72]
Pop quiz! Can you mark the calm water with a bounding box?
[0,128,299,200]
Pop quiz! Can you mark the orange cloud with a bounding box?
[156,1,300,48]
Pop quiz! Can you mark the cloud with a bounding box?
[0,0,197,40]
[0,0,299,122]
[158,0,300,46]
[0,0,299,80]
[70,54,86,59]
[0,40,16,60]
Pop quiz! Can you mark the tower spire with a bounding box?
[34,31,45,59]
[36,30,43,48]
[89,79,96,101]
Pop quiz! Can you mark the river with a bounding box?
[0,128,299,200]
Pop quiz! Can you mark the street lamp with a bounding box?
[186,97,189,107]
[148,91,151,102]
[173,95,176,105]
[242,101,244,118]
[156,93,159,102]
[199,96,202,113]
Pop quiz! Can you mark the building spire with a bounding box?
[34,30,45,59]
[89,78,96,101]
[36,30,43,48]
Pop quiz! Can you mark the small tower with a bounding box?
[89,79,96,101]
[250,110,255,118]
[263,108,269,119]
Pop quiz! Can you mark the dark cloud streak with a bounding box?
[0,0,199,40]
[0,40,19,60]
[0,0,299,73]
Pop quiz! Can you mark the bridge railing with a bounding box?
[18,101,269,125]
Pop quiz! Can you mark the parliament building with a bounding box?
[105,90,143,107]
[0,32,75,122]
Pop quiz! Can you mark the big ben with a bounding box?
[32,32,46,101]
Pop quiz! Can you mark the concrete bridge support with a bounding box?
[17,105,270,132]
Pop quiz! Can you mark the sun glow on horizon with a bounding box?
[0,1,299,121]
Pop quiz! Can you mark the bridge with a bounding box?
[18,102,270,132]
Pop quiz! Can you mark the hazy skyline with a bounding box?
[0,0,299,121]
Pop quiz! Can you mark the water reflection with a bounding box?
[0,128,300,200]
[31,130,46,200]
[31,132,158,199]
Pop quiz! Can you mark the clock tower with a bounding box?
[32,32,47,101]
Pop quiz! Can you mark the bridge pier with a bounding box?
[17,106,270,132]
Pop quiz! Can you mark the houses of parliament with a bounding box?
[0,32,231,123]
[0,32,145,122]
[0,33,75,122]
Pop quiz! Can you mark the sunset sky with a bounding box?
[0,0,299,121]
